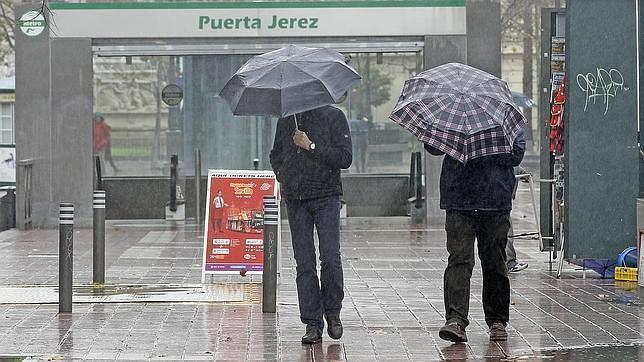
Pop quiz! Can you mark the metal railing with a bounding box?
[111,129,167,160]
[408,151,423,209]
[17,159,33,229]
[407,151,425,224]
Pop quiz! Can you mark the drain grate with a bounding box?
[0,356,27,362]
[0,283,260,304]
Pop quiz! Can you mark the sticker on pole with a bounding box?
[19,10,46,37]
[161,84,183,107]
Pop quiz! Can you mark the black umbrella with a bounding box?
[219,45,361,127]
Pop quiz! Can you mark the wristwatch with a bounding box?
[309,142,316,151]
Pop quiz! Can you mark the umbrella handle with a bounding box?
[294,114,299,131]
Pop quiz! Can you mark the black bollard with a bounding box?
[59,203,74,313]
[170,155,178,212]
[262,195,279,313]
[93,191,106,285]
[95,155,103,191]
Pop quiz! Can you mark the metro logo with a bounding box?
[19,10,46,37]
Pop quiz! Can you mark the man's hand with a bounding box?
[293,130,312,150]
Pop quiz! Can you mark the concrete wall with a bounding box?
[15,4,49,229]
[15,4,94,228]
[467,0,502,77]
[420,1,501,227]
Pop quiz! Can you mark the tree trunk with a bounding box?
[522,1,533,142]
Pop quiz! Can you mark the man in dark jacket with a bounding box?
[270,105,352,344]
[426,129,525,344]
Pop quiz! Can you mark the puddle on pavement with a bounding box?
[596,293,641,305]
[595,281,642,305]
[0,283,254,304]
[76,284,195,296]
[514,344,644,361]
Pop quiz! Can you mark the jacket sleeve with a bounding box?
[424,143,445,156]
[511,129,526,167]
[316,110,352,169]
[269,118,285,181]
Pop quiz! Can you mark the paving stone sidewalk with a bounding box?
[0,187,643,360]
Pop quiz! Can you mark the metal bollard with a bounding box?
[95,155,103,190]
[262,195,279,313]
[170,155,178,212]
[59,203,74,313]
[93,191,106,285]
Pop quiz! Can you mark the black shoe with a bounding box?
[489,322,508,341]
[439,322,468,343]
[326,316,343,339]
[301,326,322,344]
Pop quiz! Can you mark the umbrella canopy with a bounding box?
[219,45,361,118]
[512,91,534,108]
[389,62,527,163]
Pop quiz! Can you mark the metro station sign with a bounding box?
[48,1,466,38]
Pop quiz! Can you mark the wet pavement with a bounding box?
[0,183,644,360]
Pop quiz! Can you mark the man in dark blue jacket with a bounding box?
[270,105,352,344]
[426,129,525,343]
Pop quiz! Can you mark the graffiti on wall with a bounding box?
[576,67,628,115]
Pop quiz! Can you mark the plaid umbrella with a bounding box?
[389,63,527,163]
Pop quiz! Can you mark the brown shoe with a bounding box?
[439,322,468,343]
[489,322,508,341]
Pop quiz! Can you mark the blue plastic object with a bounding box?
[617,247,638,267]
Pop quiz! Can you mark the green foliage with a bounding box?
[348,53,393,119]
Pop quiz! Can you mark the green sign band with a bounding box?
[50,0,466,10]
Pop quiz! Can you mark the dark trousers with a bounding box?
[444,210,511,328]
[286,195,344,330]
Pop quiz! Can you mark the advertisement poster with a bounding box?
[201,169,278,280]
[0,146,16,183]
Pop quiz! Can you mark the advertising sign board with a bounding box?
[201,169,278,280]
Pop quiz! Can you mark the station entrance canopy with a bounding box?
[15,1,472,228]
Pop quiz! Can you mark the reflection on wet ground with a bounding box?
[523,344,644,361]
[0,209,643,359]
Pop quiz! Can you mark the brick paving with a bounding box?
[0,186,643,360]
